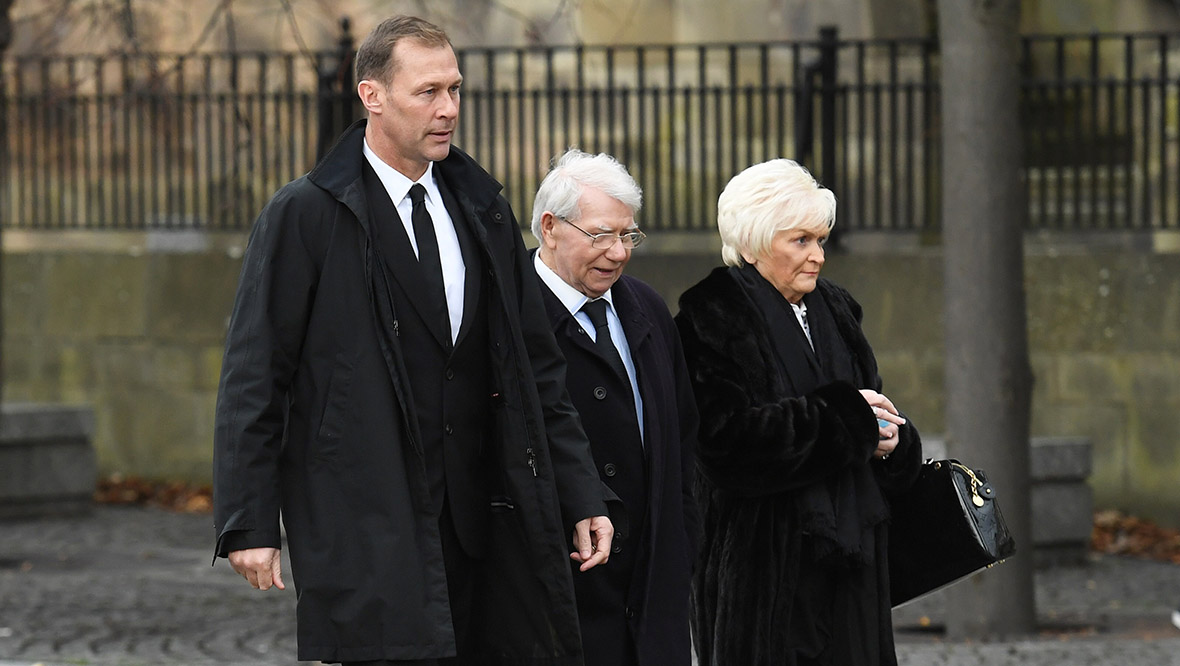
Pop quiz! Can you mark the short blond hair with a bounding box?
[717,159,836,267]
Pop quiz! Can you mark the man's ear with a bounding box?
[357,80,383,114]
[540,211,560,249]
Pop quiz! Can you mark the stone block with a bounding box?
[0,403,96,518]
[2,335,46,391]
[1054,353,1128,402]
[94,342,155,390]
[1031,482,1094,545]
[1030,436,1092,480]
[44,253,149,338]
[827,254,944,352]
[198,346,227,391]
[1025,255,1134,354]
[146,253,244,341]
[102,389,211,480]
[152,346,198,389]
[1121,255,1180,352]
[1129,353,1180,397]
[1,253,46,336]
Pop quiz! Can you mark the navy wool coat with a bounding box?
[538,272,700,666]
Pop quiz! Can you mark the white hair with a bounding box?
[717,158,836,267]
[530,148,643,242]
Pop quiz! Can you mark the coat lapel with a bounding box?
[437,172,482,350]
[612,277,653,462]
[362,162,453,352]
[613,278,653,370]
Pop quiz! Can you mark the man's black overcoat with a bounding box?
[213,120,608,664]
[538,273,700,665]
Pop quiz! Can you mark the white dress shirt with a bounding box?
[363,140,465,344]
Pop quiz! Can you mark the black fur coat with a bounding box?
[675,267,923,666]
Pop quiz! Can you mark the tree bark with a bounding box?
[937,0,1036,638]
[0,0,12,53]
[0,0,12,406]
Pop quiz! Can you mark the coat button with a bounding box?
[593,386,607,400]
[612,543,622,554]
[625,607,635,619]
[445,424,453,435]
[493,212,503,220]
[603,463,617,477]
[445,368,454,380]
[616,531,626,541]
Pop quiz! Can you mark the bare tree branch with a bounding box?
[183,0,236,53]
[118,0,137,48]
[276,0,313,56]
[487,0,577,44]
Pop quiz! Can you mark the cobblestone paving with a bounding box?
[2,506,1180,666]
[0,507,304,665]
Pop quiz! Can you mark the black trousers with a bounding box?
[342,498,478,666]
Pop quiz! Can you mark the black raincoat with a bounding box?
[213,120,608,664]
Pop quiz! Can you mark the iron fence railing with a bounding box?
[2,29,1178,233]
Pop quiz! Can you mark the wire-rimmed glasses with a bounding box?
[558,216,646,249]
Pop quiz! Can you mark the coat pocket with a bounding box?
[313,351,355,459]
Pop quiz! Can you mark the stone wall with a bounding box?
[3,231,1180,526]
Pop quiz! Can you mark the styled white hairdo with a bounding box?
[717,158,836,267]
[530,148,643,242]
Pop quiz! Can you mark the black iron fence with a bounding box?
[2,28,1178,232]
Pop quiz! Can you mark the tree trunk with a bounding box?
[0,0,12,53]
[937,0,1036,638]
[1,0,12,406]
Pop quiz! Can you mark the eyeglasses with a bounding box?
[558,216,647,250]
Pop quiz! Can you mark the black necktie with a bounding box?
[408,183,451,344]
[581,299,630,385]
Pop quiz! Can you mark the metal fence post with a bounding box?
[317,16,356,161]
[817,25,841,248]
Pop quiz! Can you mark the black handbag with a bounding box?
[887,458,1017,607]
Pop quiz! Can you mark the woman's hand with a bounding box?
[859,389,906,459]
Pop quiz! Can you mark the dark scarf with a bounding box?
[732,264,889,567]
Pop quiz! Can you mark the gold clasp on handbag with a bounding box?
[949,462,987,507]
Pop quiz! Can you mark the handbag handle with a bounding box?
[933,460,993,508]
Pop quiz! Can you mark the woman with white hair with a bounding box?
[675,159,923,665]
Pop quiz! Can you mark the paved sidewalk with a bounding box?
[2,505,1179,665]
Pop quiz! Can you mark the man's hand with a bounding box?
[570,515,614,572]
[228,547,286,591]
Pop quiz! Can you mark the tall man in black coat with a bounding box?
[213,16,614,665]
[530,149,700,666]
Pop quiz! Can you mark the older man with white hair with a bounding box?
[530,149,700,666]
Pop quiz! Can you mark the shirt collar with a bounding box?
[533,251,615,316]
[362,139,442,205]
